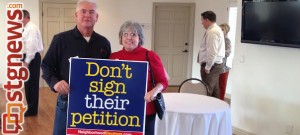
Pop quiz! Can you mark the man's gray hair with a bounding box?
[76,0,97,11]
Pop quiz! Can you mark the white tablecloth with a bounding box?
[155,93,232,135]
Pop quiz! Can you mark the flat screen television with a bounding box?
[241,0,300,48]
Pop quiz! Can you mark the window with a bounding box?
[228,7,237,54]
[226,6,237,69]
[225,6,237,97]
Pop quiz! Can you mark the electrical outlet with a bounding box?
[285,124,294,135]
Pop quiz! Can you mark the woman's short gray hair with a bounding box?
[119,20,145,45]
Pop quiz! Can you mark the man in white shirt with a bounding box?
[198,11,225,98]
[22,10,43,116]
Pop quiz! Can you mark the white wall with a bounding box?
[96,0,227,53]
[231,1,300,135]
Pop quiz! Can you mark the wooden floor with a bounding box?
[0,88,57,135]
[0,86,179,135]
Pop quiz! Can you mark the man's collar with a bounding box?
[72,26,96,42]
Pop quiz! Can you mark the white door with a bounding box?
[153,3,195,85]
[42,3,76,87]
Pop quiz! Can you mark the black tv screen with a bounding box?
[241,0,300,48]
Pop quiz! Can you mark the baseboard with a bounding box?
[233,126,256,135]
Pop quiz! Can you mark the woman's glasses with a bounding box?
[122,32,138,38]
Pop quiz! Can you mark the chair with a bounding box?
[178,78,209,96]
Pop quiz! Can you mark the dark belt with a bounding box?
[201,62,223,67]
[21,54,26,62]
[21,52,40,62]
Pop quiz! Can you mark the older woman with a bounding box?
[219,23,231,100]
[110,20,168,135]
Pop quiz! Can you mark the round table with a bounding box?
[155,93,232,135]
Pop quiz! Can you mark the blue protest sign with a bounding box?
[66,58,148,135]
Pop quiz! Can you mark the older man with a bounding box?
[41,0,111,134]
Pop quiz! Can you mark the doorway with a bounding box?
[152,3,195,85]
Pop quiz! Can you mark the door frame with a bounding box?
[152,3,195,84]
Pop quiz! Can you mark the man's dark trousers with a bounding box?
[25,52,41,115]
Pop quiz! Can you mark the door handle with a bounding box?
[182,50,188,53]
